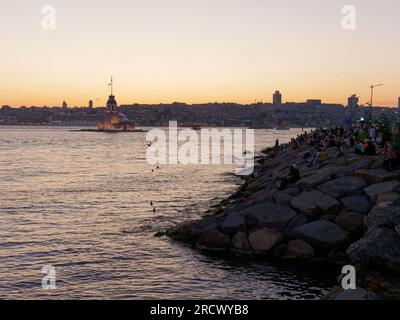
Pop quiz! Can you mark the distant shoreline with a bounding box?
[0,124,310,130]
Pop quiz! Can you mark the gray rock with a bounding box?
[320,215,337,222]
[167,219,218,240]
[283,239,315,259]
[328,250,351,265]
[355,169,400,185]
[273,243,288,257]
[291,190,341,219]
[196,229,231,251]
[333,288,379,300]
[243,202,298,231]
[335,211,365,236]
[376,192,400,207]
[248,228,282,252]
[346,228,400,272]
[366,206,400,231]
[318,177,367,199]
[220,212,246,235]
[283,214,308,236]
[340,195,372,215]
[296,166,342,191]
[273,192,293,205]
[232,232,251,252]
[290,220,351,250]
[364,180,400,203]
[335,159,372,177]
[280,187,301,196]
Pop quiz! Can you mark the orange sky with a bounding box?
[1,0,399,107]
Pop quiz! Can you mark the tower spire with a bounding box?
[108,77,113,96]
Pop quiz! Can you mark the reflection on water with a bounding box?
[0,126,335,299]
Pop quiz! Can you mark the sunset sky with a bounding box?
[1,0,399,107]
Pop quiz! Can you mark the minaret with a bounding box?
[106,77,118,114]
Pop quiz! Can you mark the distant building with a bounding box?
[348,94,359,124]
[273,90,282,105]
[97,79,135,132]
[62,101,68,109]
[88,100,93,109]
[306,99,322,106]
[398,97,400,109]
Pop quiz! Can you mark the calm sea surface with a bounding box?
[0,126,336,299]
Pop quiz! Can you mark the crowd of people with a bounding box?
[278,122,400,189]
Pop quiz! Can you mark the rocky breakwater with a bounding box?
[166,139,400,299]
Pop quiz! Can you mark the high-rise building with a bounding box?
[348,94,359,124]
[273,90,282,105]
[88,100,93,109]
[398,97,400,109]
[62,101,68,109]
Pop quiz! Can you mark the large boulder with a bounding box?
[290,190,341,219]
[283,214,308,236]
[346,228,400,272]
[220,212,246,235]
[167,218,220,241]
[283,239,315,259]
[355,169,400,185]
[232,232,251,253]
[335,159,372,177]
[364,180,400,203]
[366,206,400,231]
[318,177,367,199]
[272,188,301,205]
[296,166,342,191]
[327,288,379,300]
[248,228,282,253]
[340,195,372,215]
[290,220,351,250]
[376,192,400,207]
[243,202,298,231]
[273,192,293,205]
[195,229,231,251]
[167,221,197,240]
[335,211,365,236]
[273,243,288,257]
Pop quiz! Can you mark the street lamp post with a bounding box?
[368,84,383,122]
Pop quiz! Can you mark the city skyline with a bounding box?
[3,89,398,109]
[1,0,400,107]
